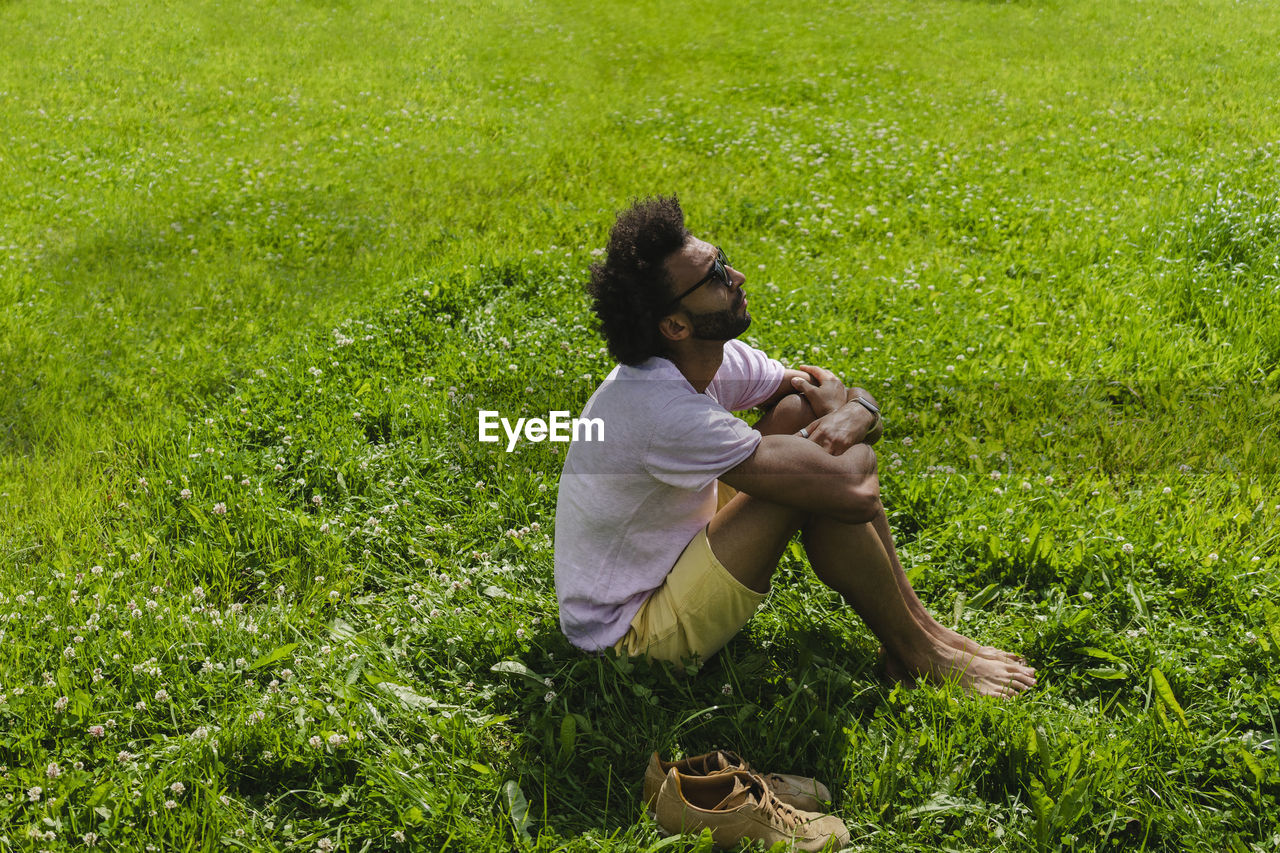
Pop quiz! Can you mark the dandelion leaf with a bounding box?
[502,779,533,841]
[1151,668,1190,732]
[250,642,299,671]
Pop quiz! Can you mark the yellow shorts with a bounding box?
[612,517,767,665]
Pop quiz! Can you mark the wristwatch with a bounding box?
[852,395,880,418]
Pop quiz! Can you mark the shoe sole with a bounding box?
[647,810,840,852]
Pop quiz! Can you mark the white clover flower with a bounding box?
[88,725,105,738]
[179,488,192,500]
[54,695,69,712]
[1122,543,1134,554]
[212,503,227,515]
[27,786,42,801]
[46,762,62,779]
[309,735,323,749]
[170,782,186,795]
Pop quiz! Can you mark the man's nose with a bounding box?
[727,265,745,288]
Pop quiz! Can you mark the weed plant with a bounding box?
[2,0,1279,851]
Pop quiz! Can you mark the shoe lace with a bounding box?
[750,775,804,832]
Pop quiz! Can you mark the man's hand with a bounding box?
[790,365,847,416]
[780,367,884,454]
[802,402,879,455]
[797,383,883,454]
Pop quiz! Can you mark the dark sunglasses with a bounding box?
[665,248,733,310]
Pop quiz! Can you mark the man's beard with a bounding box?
[689,305,751,341]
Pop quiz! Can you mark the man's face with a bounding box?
[663,237,751,341]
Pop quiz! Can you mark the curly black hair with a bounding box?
[587,195,690,366]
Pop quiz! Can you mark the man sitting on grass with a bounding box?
[553,196,1035,698]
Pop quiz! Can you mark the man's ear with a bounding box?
[658,312,689,343]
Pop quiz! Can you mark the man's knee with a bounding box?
[756,393,816,436]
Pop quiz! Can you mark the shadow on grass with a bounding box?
[489,622,890,842]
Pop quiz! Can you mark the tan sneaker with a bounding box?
[651,767,850,852]
[643,750,832,813]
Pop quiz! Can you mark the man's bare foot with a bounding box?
[918,615,1027,665]
[881,604,1027,663]
[900,641,1037,699]
[882,609,1032,672]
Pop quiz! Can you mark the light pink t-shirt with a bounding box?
[554,339,785,651]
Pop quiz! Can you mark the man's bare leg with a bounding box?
[755,396,1024,662]
[708,487,1036,697]
[799,514,1035,695]
[867,508,1025,666]
[743,397,1034,693]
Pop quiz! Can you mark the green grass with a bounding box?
[2,0,1279,850]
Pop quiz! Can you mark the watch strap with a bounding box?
[853,395,880,417]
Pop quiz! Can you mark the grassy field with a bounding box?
[3,0,1280,850]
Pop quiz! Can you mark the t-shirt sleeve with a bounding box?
[642,394,763,491]
[709,340,786,411]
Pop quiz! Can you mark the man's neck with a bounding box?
[665,339,726,394]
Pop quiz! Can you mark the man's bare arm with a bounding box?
[719,434,881,525]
